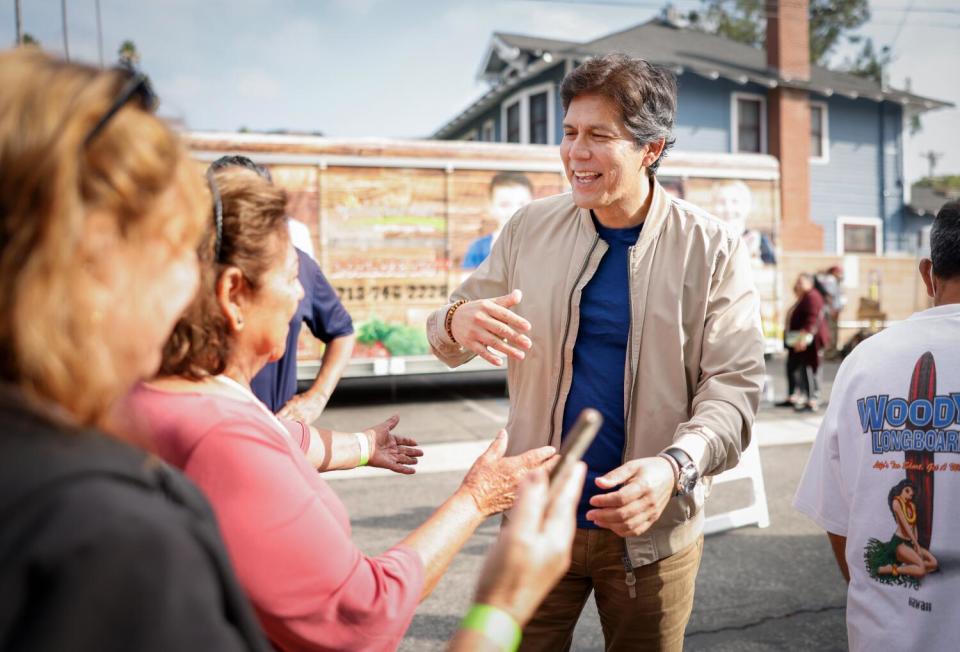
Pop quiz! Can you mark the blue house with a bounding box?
[431,18,951,254]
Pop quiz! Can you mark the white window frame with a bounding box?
[500,81,556,145]
[836,216,883,255]
[502,98,522,144]
[809,101,830,164]
[730,91,767,154]
[481,119,495,143]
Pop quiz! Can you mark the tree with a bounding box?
[844,36,891,84]
[682,0,872,67]
[118,40,140,67]
[21,33,40,47]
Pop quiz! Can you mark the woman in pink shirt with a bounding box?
[124,165,554,652]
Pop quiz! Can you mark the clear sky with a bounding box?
[4,0,958,184]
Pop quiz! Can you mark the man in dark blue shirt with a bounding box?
[562,216,641,529]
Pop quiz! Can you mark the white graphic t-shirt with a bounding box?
[795,303,960,652]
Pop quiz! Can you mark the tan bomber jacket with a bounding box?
[427,179,765,566]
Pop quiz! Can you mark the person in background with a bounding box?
[794,201,960,651]
[781,273,829,412]
[126,164,556,651]
[0,50,268,651]
[205,156,356,424]
[712,179,776,265]
[463,172,534,270]
[814,265,846,358]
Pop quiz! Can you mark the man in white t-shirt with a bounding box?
[794,200,960,651]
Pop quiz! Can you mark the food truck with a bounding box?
[186,133,783,379]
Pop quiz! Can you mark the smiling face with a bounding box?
[560,93,657,224]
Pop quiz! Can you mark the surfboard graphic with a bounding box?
[905,351,936,550]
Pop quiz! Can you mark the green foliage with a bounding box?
[915,176,960,192]
[355,317,428,356]
[844,36,891,83]
[808,0,871,65]
[381,326,428,356]
[683,0,871,65]
[118,39,140,66]
[356,317,393,345]
[909,114,922,137]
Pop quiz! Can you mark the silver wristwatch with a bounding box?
[659,447,699,496]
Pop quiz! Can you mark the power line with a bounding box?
[510,0,960,28]
[890,0,916,50]
[512,0,960,15]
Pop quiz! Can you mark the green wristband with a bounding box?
[460,604,521,652]
[354,432,370,467]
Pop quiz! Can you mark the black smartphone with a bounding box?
[549,408,603,484]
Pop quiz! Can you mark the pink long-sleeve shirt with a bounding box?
[126,384,424,652]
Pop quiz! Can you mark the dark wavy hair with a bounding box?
[931,200,960,280]
[159,167,288,379]
[560,53,677,174]
[887,479,915,516]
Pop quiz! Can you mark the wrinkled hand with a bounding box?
[461,430,556,516]
[278,392,328,425]
[473,462,586,626]
[366,415,423,475]
[585,456,675,537]
[450,290,533,366]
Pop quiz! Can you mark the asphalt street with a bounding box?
[318,356,847,651]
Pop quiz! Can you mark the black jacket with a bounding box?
[0,397,270,651]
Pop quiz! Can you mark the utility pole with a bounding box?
[95,0,104,67]
[61,0,69,60]
[920,151,944,180]
[14,0,23,45]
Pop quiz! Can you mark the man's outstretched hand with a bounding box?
[449,289,533,366]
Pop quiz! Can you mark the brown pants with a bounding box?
[520,529,703,652]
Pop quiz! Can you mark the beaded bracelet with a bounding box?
[445,299,468,344]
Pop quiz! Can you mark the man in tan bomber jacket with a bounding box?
[427,54,765,651]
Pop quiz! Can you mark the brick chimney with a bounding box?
[766,0,823,251]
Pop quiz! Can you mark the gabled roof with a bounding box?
[433,18,952,139]
[570,20,947,106]
[478,32,577,81]
[909,185,960,217]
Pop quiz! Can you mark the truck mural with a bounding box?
[187,134,782,378]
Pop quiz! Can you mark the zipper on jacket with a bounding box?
[623,244,637,465]
[548,232,601,446]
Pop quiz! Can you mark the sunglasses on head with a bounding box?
[84,67,158,146]
[207,168,225,263]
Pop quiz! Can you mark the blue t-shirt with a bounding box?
[462,234,493,270]
[251,248,354,412]
[561,216,641,529]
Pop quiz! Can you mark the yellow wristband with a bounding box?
[354,432,370,467]
[460,604,521,652]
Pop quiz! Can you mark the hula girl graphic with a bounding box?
[865,479,939,587]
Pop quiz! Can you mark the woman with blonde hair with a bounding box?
[0,49,268,650]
